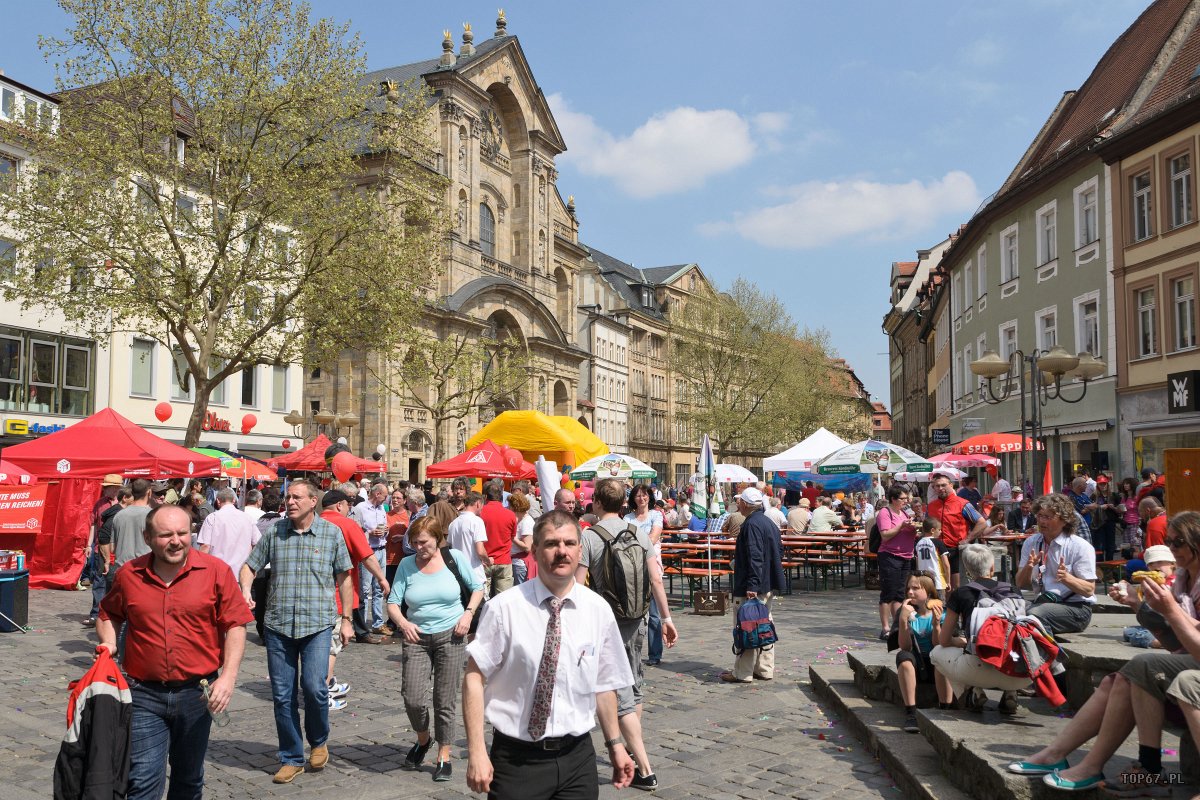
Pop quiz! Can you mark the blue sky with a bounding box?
[2,0,1151,405]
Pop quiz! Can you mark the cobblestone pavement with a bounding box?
[1,581,900,799]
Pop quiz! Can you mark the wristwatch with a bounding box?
[604,736,625,749]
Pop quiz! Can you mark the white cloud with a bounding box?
[549,93,763,198]
[700,171,980,250]
[959,37,1005,68]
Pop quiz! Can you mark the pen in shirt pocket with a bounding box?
[577,645,595,666]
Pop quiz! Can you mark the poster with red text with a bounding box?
[0,483,47,535]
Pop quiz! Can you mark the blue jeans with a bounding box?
[264,627,332,765]
[89,553,108,617]
[359,550,386,629]
[511,557,528,586]
[646,598,664,662]
[127,681,212,800]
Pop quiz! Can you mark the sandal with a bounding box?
[1102,761,1172,797]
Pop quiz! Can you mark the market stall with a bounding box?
[466,410,608,469]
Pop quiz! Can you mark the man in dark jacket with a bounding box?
[721,487,786,684]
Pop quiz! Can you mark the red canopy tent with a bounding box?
[426,439,537,480]
[0,459,37,486]
[1,408,223,589]
[268,434,385,474]
[950,433,1043,455]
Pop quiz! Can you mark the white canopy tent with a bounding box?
[762,428,851,473]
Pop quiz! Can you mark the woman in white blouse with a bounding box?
[624,484,665,665]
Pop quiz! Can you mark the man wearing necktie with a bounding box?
[1007,498,1036,533]
[463,510,634,799]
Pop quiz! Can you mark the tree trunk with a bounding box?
[183,381,212,449]
[432,414,447,463]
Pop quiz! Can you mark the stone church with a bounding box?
[305,13,591,481]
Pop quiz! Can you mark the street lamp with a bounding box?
[313,408,335,435]
[969,346,1106,498]
[282,409,304,436]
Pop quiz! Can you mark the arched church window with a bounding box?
[479,203,495,257]
[513,183,521,208]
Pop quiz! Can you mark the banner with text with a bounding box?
[0,483,48,534]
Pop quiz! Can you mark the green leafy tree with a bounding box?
[373,329,531,461]
[670,278,844,460]
[0,0,445,445]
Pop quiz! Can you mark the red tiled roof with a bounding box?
[1129,10,1200,125]
[1020,0,1192,175]
[895,261,918,277]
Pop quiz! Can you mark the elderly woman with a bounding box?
[1008,512,1200,791]
[386,517,484,782]
[930,544,1031,714]
[1016,493,1097,636]
[876,484,919,641]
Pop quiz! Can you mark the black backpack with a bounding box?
[400,547,482,635]
[868,519,882,554]
[592,522,652,620]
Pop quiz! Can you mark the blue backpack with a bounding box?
[732,598,778,655]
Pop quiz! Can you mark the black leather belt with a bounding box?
[131,672,218,690]
[493,730,589,752]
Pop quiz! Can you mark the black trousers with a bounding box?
[251,569,271,641]
[489,733,598,800]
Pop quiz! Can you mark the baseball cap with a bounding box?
[321,489,352,509]
[737,487,764,506]
[1142,545,1175,565]
[101,474,123,486]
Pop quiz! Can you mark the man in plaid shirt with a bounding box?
[240,479,354,784]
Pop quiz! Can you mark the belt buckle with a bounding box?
[540,736,566,751]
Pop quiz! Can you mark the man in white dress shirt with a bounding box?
[463,510,634,799]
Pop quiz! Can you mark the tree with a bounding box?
[0,0,446,445]
[372,328,531,462]
[670,278,844,460]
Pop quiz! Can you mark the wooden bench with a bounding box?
[1096,559,1128,590]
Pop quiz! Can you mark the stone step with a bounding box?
[808,661,970,800]
[917,700,1187,800]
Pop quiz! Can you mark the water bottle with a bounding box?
[200,678,231,727]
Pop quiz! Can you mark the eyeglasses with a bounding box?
[1166,537,1187,549]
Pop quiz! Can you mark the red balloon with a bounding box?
[331,451,357,482]
[241,413,257,433]
[560,473,571,488]
[281,439,291,450]
[503,447,523,472]
[154,402,172,423]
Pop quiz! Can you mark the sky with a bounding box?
[1,0,1154,405]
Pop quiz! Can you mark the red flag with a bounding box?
[1042,460,1054,496]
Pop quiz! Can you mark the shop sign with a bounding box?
[930,428,951,446]
[3,418,67,436]
[1168,370,1200,414]
[201,411,232,431]
[962,418,984,433]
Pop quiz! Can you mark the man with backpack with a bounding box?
[577,478,678,792]
[721,487,786,685]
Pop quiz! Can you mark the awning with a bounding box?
[1052,419,1112,436]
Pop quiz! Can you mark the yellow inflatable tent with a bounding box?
[466,410,609,470]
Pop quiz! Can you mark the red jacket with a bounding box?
[54,648,132,799]
[973,616,1065,706]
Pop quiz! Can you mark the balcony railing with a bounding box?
[481,254,528,285]
[482,150,510,171]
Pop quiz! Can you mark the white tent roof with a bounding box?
[762,428,851,473]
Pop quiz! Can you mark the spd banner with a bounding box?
[0,483,48,534]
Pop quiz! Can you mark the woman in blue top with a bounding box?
[625,484,665,665]
[386,516,483,782]
[896,571,953,734]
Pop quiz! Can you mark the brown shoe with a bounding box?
[309,744,329,770]
[273,764,304,784]
[719,671,751,683]
[355,634,383,645]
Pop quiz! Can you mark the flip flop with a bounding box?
[1008,758,1068,775]
[1042,770,1105,791]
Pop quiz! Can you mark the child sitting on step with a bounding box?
[896,571,954,734]
[1109,544,1177,649]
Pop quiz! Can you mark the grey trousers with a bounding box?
[1028,601,1092,635]
[401,628,467,745]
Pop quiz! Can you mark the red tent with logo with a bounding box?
[0,408,224,589]
[951,433,1044,455]
[268,434,384,474]
[426,439,537,480]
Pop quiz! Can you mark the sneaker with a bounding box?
[273,764,304,784]
[432,761,452,782]
[998,691,1019,716]
[327,680,350,699]
[328,697,347,711]
[403,739,434,771]
[81,617,96,627]
[878,629,890,641]
[631,771,658,791]
[903,713,919,733]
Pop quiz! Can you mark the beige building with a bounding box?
[305,16,593,480]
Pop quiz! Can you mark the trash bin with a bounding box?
[0,569,29,632]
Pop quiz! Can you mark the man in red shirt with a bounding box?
[97,504,253,800]
[926,475,987,590]
[479,480,517,597]
[801,481,821,509]
[1140,497,1168,548]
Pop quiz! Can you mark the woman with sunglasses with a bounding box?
[1008,512,1200,791]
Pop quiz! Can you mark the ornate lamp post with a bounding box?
[282,409,304,437]
[969,345,1106,497]
[313,408,335,436]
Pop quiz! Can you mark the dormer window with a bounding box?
[641,287,652,307]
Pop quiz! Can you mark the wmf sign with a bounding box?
[1168,370,1200,414]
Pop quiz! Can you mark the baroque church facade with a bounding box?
[305,14,592,481]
